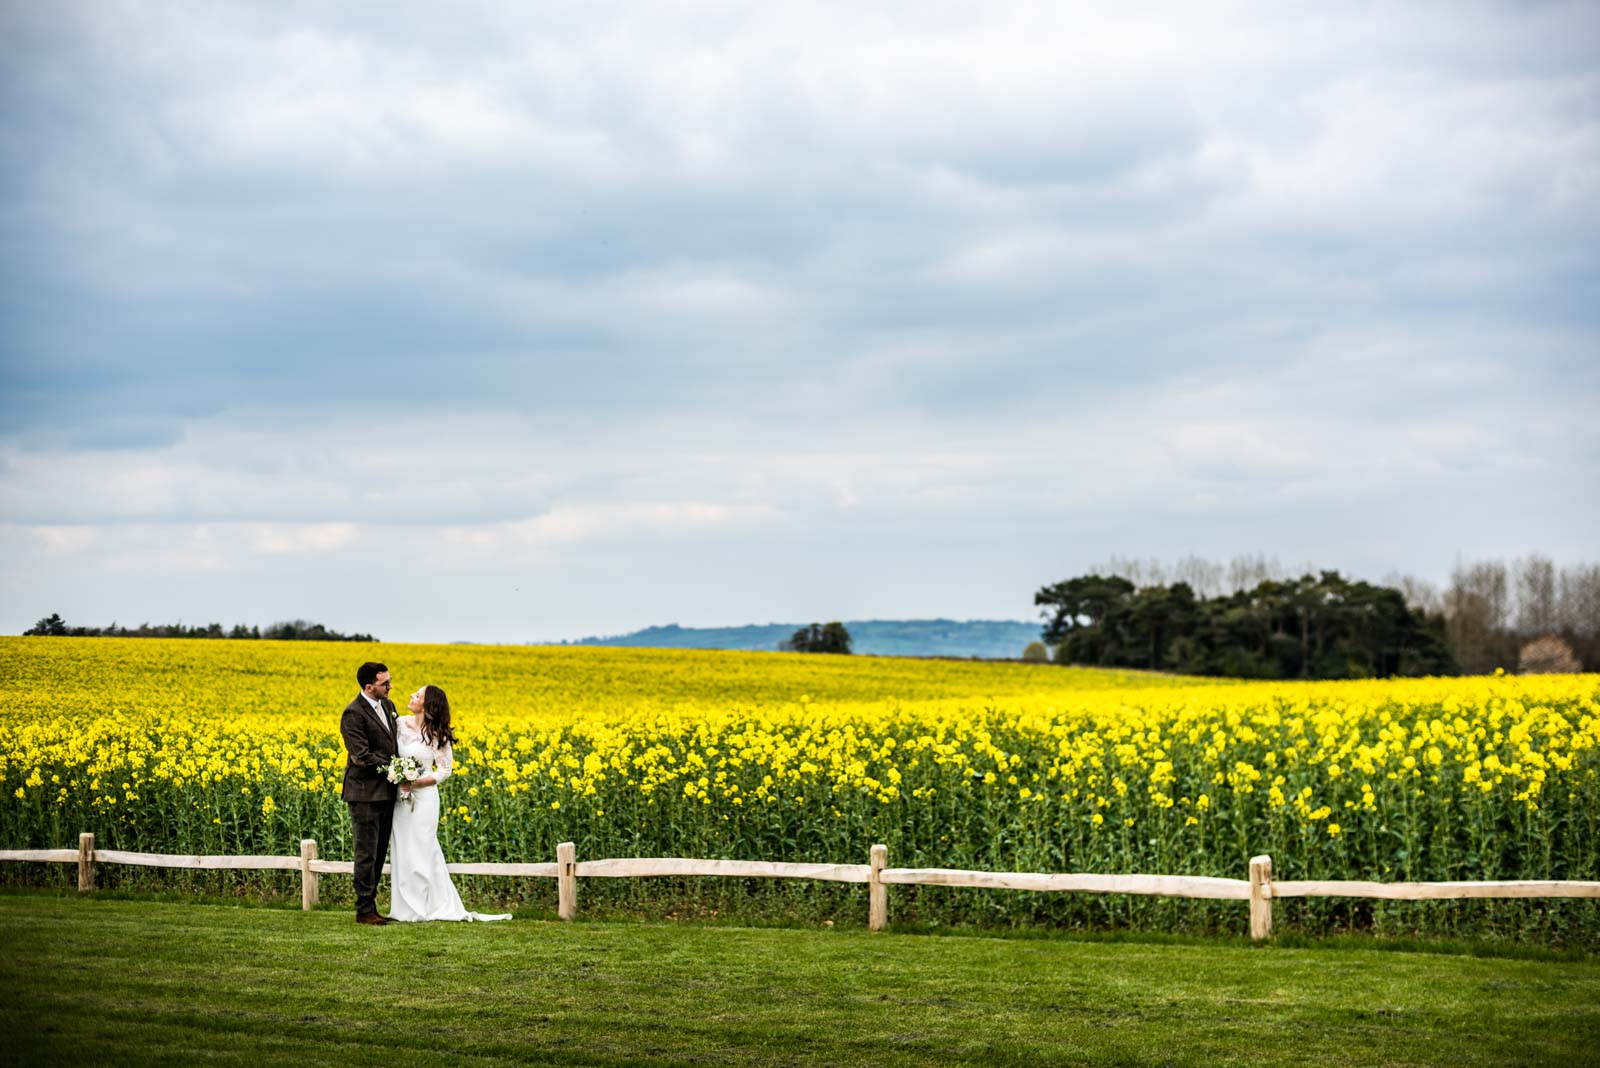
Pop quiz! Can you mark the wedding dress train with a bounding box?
[389,716,510,922]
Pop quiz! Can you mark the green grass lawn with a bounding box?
[2,894,1597,1067]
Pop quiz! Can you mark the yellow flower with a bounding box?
[1,635,1594,907]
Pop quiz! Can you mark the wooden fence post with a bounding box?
[78,832,95,892]
[1249,854,1273,941]
[557,841,577,921]
[869,844,888,932]
[300,839,319,911]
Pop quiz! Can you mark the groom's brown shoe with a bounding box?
[356,913,387,926]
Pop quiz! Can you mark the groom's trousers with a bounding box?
[348,800,396,916]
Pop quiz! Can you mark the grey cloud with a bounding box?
[1,1,1596,637]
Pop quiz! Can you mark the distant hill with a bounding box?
[561,619,1045,659]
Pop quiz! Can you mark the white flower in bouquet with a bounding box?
[380,755,423,810]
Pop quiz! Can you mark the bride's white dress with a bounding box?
[389,715,510,922]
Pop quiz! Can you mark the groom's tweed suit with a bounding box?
[340,694,399,916]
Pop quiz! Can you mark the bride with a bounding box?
[389,685,511,922]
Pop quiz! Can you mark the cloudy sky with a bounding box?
[1,1,1596,643]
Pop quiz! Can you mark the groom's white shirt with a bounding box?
[362,692,390,731]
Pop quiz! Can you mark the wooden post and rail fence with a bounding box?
[5,834,1598,939]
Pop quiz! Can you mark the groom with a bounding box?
[341,661,400,925]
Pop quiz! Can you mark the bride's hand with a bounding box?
[399,783,412,795]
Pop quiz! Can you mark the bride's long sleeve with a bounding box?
[431,742,453,786]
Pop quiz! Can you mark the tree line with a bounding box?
[23,613,375,642]
[1423,557,1599,674]
[1035,553,1599,678]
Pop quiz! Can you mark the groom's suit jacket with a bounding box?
[340,693,400,803]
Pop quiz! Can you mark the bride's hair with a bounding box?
[419,685,458,749]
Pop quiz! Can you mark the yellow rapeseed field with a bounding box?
[2,637,1596,934]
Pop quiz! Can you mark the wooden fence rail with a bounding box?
[4,834,1598,939]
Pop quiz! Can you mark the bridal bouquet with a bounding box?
[381,755,423,811]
